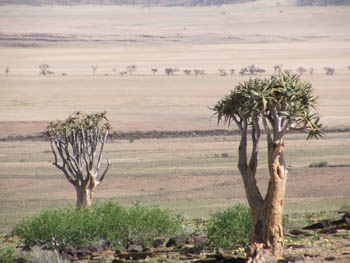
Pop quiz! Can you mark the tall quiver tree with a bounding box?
[46,112,113,209]
[213,74,323,259]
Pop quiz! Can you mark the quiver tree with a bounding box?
[46,111,113,209]
[324,67,335,75]
[91,65,98,76]
[39,64,50,76]
[218,68,227,76]
[273,64,283,74]
[165,68,174,76]
[126,65,136,74]
[5,66,10,76]
[296,66,307,75]
[183,69,192,75]
[212,73,323,259]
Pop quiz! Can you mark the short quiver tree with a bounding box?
[213,73,323,259]
[46,111,112,209]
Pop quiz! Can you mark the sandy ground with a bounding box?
[0,1,350,135]
[0,0,350,234]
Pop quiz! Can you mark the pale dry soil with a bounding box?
[0,1,350,261]
[0,132,349,233]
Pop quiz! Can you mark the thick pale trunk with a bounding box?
[263,140,287,258]
[246,140,287,261]
[236,124,288,260]
[75,184,95,209]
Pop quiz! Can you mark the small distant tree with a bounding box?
[309,67,314,75]
[183,69,191,75]
[46,112,113,209]
[255,68,266,75]
[39,64,50,76]
[126,65,136,74]
[218,69,227,76]
[91,65,98,76]
[283,69,292,74]
[119,71,127,76]
[239,65,265,76]
[230,69,235,76]
[324,67,335,75]
[239,67,248,76]
[273,64,283,74]
[213,73,323,260]
[151,68,158,75]
[112,67,117,74]
[247,64,257,75]
[347,65,350,72]
[193,69,205,76]
[296,67,307,75]
[4,67,10,77]
[165,68,174,76]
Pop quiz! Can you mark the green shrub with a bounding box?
[221,153,230,158]
[340,203,350,213]
[124,203,183,247]
[0,244,16,263]
[12,202,183,251]
[206,204,251,249]
[12,207,100,251]
[309,161,328,168]
[97,202,183,248]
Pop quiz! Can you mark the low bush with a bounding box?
[103,203,183,248]
[220,153,230,158]
[12,207,100,251]
[309,161,328,168]
[0,244,16,263]
[340,203,350,213]
[206,204,251,249]
[12,202,183,251]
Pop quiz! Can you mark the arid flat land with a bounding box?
[0,0,350,232]
[1,133,350,233]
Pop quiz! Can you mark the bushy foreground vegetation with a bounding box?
[10,202,254,254]
[206,204,251,249]
[4,202,350,262]
[12,202,183,251]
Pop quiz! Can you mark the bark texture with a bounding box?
[236,124,287,258]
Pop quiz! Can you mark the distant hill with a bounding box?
[0,0,255,6]
[297,0,350,5]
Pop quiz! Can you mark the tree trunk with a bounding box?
[75,185,95,209]
[263,140,288,258]
[246,139,287,261]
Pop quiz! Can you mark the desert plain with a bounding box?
[0,0,350,233]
